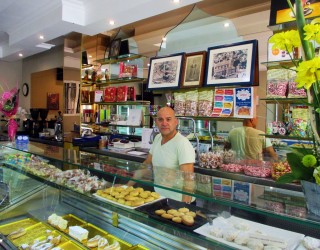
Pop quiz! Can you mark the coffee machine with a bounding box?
[24,108,49,137]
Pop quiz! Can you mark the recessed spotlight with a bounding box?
[89,55,92,58]
[19,53,23,57]
[172,0,180,3]
[39,35,44,40]
[109,20,115,25]
[224,22,230,28]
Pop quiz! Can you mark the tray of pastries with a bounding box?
[93,186,163,209]
[194,215,305,250]
[0,218,38,235]
[48,213,132,250]
[136,198,208,231]
[0,218,85,249]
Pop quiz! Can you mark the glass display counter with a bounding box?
[0,141,320,250]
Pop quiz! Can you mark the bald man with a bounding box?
[143,107,196,203]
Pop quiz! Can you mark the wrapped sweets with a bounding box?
[174,92,186,116]
[243,165,271,178]
[266,69,288,98]
[185,89,198,116]
[266,80,288,98]
[199,151,223,168]
[220,163,244,173]
[198,90,213,116]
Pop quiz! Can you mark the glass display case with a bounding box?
[0,141,320,250]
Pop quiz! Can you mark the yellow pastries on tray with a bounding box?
[155,207,196,226]
[95,186,161,207]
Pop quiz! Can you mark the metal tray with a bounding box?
[129,244,150,250]
[136,198,208,231]
[0,218,38,235]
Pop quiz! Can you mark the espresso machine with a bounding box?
[24,108,49,137]
[28,108,40,137]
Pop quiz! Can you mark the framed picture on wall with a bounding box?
[204,40,259,87]
[47,93,59,110]
[181,51,206,88]
[147,53,184,90]
[109,38,121,58]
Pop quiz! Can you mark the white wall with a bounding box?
[21,45,64,111]
[0,60,22,92]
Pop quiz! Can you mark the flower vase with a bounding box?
[301,180,320,217]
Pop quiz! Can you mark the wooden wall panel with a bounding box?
[31,69,63,120]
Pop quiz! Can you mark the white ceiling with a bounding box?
[0,0,202,62]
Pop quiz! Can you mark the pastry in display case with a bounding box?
[0,142,320,250]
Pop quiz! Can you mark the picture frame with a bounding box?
[204,40,259,87]
[147,53,184,90]
[180,51,206,88]
[47,93,59,110]
[109,38,121,58]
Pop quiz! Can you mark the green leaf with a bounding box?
[286,152,314,180]
[276,173,297,184]
[316,107,320,114]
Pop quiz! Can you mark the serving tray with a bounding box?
[136,198,208,231]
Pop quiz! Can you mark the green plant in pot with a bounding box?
[270,0,320,216]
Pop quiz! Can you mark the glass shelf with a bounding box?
[95,54,146,64]
[175,116,244,122]
[95,101,150,105]
[262,134,313,141]
[260,60,296,68]
[81,77,146,86]
[81,122,146,128]
[260,98,308,104]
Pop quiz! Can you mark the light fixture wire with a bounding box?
[157,3,197,56]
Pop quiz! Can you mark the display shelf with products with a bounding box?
[80,49,149,137]
[1,141,320,250]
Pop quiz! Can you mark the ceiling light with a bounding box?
[172,0,180,3]
[39,35,44,40]
[19,53,23,57]
[36,43,55,49]
[224,22,230,28]
[109,20,115,25]
[89,55,92,58]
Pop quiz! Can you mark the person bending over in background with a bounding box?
[225,118,278,161]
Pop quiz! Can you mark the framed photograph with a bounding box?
[109,38,121,58]
[147,53,184,90]
[47,93,59,110]
[205,40,258,87]
[181,51,206,88]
